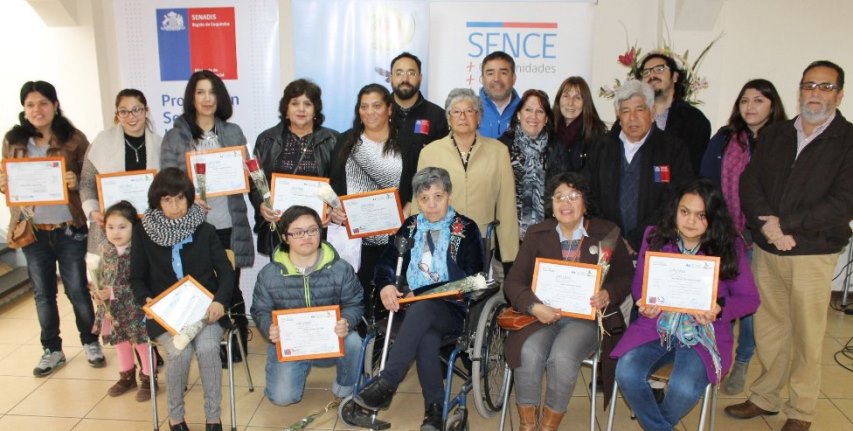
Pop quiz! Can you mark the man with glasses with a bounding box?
[478,51,521,138]
[389,52,448,150]
[583,80,692,255]
[614,53,711,174]
[725,60,853,431]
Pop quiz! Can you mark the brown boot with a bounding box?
[539,406,565,431]
[516,404,538,431]
[107,366,137,397]
[136,370,154,402]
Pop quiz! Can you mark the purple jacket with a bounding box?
[610,227,760,383]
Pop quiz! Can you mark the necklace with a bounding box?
[124,137,145,163]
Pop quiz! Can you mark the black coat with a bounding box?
[583,125,694,250]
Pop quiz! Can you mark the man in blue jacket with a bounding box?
[478,51,520,138]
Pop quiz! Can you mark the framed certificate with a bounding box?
[185,146,250,198]
[3,157,68,207]
[640,252,720,313]
[96,169,156,216]
[142,275,213,335]
[270,173,329,219]
[339,188,404,239]
[273,305,344,362]
[531,258,602,320]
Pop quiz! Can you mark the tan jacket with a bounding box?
[413,134,519,261]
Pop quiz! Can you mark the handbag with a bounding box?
[7,218,36,249]
[496,307,537,331]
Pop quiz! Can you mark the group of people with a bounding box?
[1,49,850,431]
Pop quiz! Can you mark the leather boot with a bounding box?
[136,370,156,402]
[539,406,566,431]
[516,404,538,431]
[108,366,137,397]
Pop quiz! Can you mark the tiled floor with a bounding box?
[1,289,852,430]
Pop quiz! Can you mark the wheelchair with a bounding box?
[339,223,512,430]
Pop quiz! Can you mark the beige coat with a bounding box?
[413,134,519,262]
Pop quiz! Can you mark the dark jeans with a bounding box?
[381,299,464,406]
[23,225,96,352]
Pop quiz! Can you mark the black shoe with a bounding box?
[421,402,443,431]
[205,423,223,431]
[169,421,189,431]
[354,377,395,410]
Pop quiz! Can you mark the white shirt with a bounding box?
[619,129,652,164]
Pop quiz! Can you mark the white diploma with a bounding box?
[96,169,156,216]
[270,173,329,218]
[3,157,68,206]
[143,276,213,335]
[532,258,602,320]
[340,188,404,239]
[185,147,249,197]
[641,252,720,312]
[273,305,343,362]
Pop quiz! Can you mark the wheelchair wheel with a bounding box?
[471,293,510,418]
[363,332,384,377]
[444,407,468,431]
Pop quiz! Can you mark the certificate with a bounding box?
[273,305,343,362]
[270,173,329,218]
[96,169,156,216]
[340,188,404,239]
[641,252,720,313]
[3,157,68,207]
[185,146,250,197]
[531,258,602,320]
[142,275,213,335]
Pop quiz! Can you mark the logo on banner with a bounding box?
[463,21,558,84]
[156,7,238,81]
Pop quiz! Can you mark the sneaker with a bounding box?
[83,342,106,368]
[353,377,395,410]
[33,349,66,377]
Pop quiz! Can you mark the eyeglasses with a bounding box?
[285,227,321,239]
[450,108,477,118]
[393,70,419,78]
[799,82,840,92]
[552,191,582,202]
[116,106,146,118]
[639,64,669,77]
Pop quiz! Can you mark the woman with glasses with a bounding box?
[81,89,161,252]
[251,205,363,406]
[498,89,565,240]
[504,172,632,431]
[160,70,254,365]
[415,88,519,275]
[552,77,608,172]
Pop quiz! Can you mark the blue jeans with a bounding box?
[734,314,755,363]
[615,341,709,431]
[23,225,96,352]
[265,331,362,406]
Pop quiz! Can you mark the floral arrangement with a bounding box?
[245,159,283,245]
[598,33,721,106]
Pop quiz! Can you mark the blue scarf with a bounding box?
[406,207,456,291]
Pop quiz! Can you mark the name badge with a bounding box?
[414,119,431,135]
[653,165,671,183]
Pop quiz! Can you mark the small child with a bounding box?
[92,200,155,401]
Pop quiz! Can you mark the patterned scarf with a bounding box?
[656,237,722,382]
[406,207,456,291]
[721,131,750,234]
[514,125,549,239]
[142,204,205,279]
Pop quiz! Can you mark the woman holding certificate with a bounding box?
[610,179,760,431]
[1,80,105,376]
[251,79,339,256]
[80,89,161,252]
[354,167,484,430]
[251,205,363,406]
[130,167,235,431]
[160,70,253,364]
[503,172,633,431]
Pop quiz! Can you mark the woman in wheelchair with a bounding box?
[130,168,235,431]
[250,205,364,406]
[504,172,633,431]
[354,167,484,431]
[610,179,759,431]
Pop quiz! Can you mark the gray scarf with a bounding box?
[142,204,206,247]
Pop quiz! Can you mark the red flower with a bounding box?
[600,247,613,264]
[618,47,636,67]
[451,219,465,238]
[245,158,260,172]
[194,162,206,175]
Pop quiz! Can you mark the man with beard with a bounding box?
[725,60,853,431]
[614,53,711,174]
[478,51,521,138]
[390,52,448,150]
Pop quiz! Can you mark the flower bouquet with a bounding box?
[245,159,283,247]
[172,318,207,350]
[590,227,622,341]
[400,272,490,303]
[85,252,113,336]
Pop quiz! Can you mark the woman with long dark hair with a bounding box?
[700,78,786,394]
[1,81,104,376]
[552,77,608,172]
[611,178,760,431]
